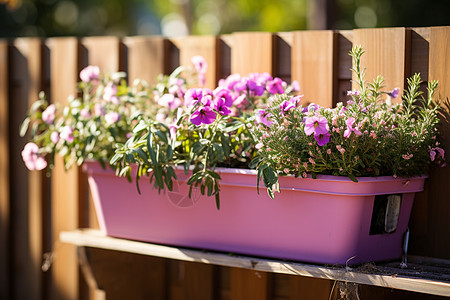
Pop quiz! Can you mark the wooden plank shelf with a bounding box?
[60,229,450,297]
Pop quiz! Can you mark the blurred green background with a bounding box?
[1,0,449,37]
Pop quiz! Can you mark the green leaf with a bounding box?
[348,174,358,183]
[166,144,173,160]
[221,133,230,158]
[136,165,142,195]
[215,193,220,210]
[135,148,149,163]
[155,130,168,143]
[153,166,164,189]
[147,133,157,164]
[133,120,148,133]
[110,153,123,165]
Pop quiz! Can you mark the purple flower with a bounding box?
[184,88,213,107]
[213,97,232,116]
[190,106,216,125]
[304,116,329,136]
[246,80,265,96]
[104,112,120,125]
[21,142,47,171]
[213,87,233,107]
[302,103,319,114]
[255,109,273,127]
[267,77,285,95]
[42,104,56,124]
[80,65,100,83]
[280,99,296,116]
[60,126,74,143]
[387,88,400,98]
[314,132,331,146]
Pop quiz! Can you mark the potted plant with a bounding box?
[22,47,445,265]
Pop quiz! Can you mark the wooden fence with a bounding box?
[1,26,450,300]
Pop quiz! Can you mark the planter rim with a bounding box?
[83,161,427,196]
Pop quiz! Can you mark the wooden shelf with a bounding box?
[60,229,450,297]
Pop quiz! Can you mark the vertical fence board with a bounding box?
[424,26,450,259]
[292,30,337,107]
[171,36,219,89]
[48,37,80,300]
[337,31,353,103]
[10,38,44,300]
[231,32,274,75]
[0,39,9,300]
[123,36,167,84]
[230,269,269,300]
[352,28,410,100]
[275,32,293,83]
[289,276,336,300]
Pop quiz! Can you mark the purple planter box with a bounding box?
[84,161,426,265]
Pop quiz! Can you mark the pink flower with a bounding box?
[280,99,296,116]
[255,109,273,127]
[343,117,362,138]
[51,131,60,144]
[158,94,182,110]
[291,80,300,92]
[213,87,233,107]
[104,112,120,125]
[326,149,332,155]
[103,83,119,104]
[191,56,208,86]
[80,65,100,83]
[21,142,47,171]
[430,147,445,161]
[213,97,231,116]
[80,108,91,119]
[184,88,213,107]
[60,126,74,143]
[42,104,56,124]
[304,116,329,136]
[95,104,105,116]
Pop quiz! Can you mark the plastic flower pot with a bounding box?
[84,161,426,265]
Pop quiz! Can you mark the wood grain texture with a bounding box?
[60,229,450,297]
[10,38,44,300]
[231,32,274,75]
[171,36,218,89]
[292,30,337,107]
[81,37,122,73]
[352,28,410,101]
[0,39,9,300]
[48,37,80,300]
[230,268,269,300]
[422,26,450,259]
[80,37,123,232]
[122,36,166,84]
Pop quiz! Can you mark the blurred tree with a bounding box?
[0,0,449,38]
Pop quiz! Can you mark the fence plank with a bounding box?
[292,30,337,107]
[231,32,274,75]
[230,268,269,300]
[171,36,218,89]
[352,28,410,100]
[424,26,450,259]
[10,38,45,300]
[289,276,336,300]
[80,36,123,233]
[123,36,167,84]
[0,39,10,300]
[48,37,81,300]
